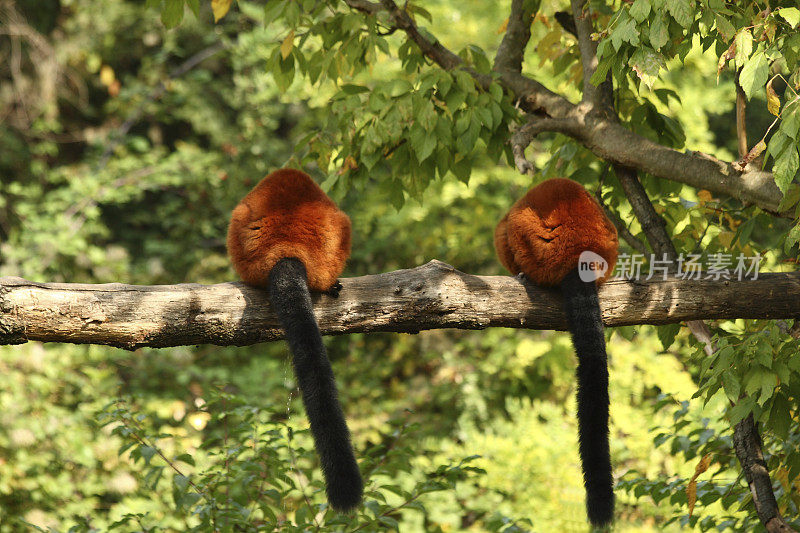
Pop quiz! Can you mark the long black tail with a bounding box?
[268,257,363,512]
[561,268,614,527]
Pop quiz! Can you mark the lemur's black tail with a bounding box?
[561,267,614,527]
[268,257,363,512]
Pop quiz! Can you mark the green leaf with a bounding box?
[435,115,453,145]
[380,484,411,499]
[409,124,436,162]
[768,395,791,439]
[734,29,753,70]
[611,17,640,51]
[738,52,769,100]
[489,81,504,102]
[186,0,200,18]
[755,344,773,368]
[264,1,285,22]
[778,184,800,212]
[175,453,195,466]
[727,397,755,425]
[454,112,470,135]
[451,155,472,182]
[406,3,432,22]
[732,217,757,247]
[768,131,793,160]
[173,474,190,493]
[387,79,413,97]
[476,106,493,129]
[436,71,453,96]
[758,372,777,405]
[274,59,295,92]
[590,56,613,86]
[785,224,800,253]
[444,87,466,110]
[722,371,740,402]
[436,145,453,177]
[490,101,503,128]
[181,492,201,507]
[140,445,157,465]
[773,146,799,194]
[630,0,651,23]
[387,179,405,210]
[657,324,681,350]
[649,15,669,50]
[161,0,184,28]
[666,0,693,28]
[714,14,736,40]
[378,516,400,530]
[340,84,370,95]
[780,101,800,139]
[776,7,800,28]
[630,48,665,88]
[455,112,480,154]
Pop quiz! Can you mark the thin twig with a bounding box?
[510,116,581,174]
[569,0,614,115]
[736,71,748,159]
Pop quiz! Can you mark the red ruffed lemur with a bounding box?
[227,168,363,512]
[494,178,619,527]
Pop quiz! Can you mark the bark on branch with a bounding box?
[734,415,797,533]
[569,0,614,114]
[1,261,798,350]
[493,0,536,74]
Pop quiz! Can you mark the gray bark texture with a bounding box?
[2,261,799,350]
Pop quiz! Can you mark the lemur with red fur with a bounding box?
[227,168,362,512]
[495,178,619,527]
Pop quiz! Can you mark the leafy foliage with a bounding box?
[595,0,800,213]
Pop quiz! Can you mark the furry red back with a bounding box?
[495,179,618,286]
[227,169,351,291]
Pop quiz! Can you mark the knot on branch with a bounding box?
[0,297,26,345]
[422,259,456,272]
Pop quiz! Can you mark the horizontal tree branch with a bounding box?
[582,119,785,213]
[1,261,798,350]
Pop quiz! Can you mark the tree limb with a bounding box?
[592,181,649,255]
[1,262,798,350]
[493,0,537,73]
[736,71,748,159]
[510,116,580,174]
[734,415,797,533]
[341,0,382,15]
[587,120,784,213]
[604,208,649,255]
[346,0,463,70]
[569,0,614,114]
[614,166,673,258]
